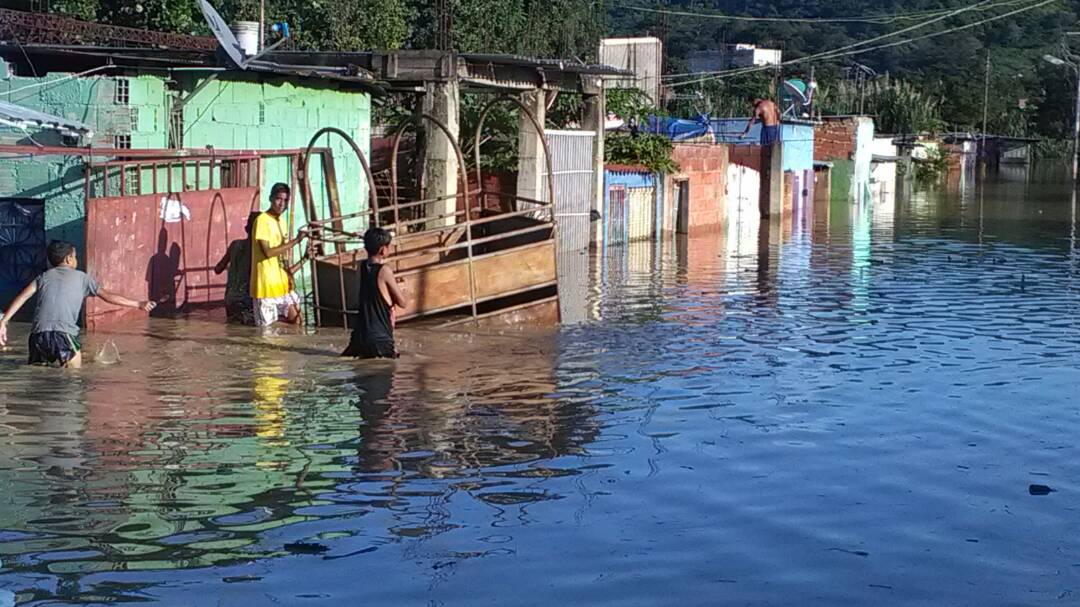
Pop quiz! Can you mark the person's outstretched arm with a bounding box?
[380,265,408,309]
[98,289,156,312]
[741,108,758,136]
[214,241,238,275]
[0,281,37,346]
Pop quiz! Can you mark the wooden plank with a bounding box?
[396,261,471,318]
[472,240,556,300]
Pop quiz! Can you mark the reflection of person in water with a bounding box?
[147,227,181,316]
[252,364,289,445]
[351,369,396,472]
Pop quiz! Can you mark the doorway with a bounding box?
[674,179,689,234]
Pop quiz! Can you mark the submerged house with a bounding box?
[0,44,378,324]
[813,116,876,203]
[1,8,630,328]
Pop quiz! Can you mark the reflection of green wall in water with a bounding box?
[0,383,362,572]
[829,159,855,203]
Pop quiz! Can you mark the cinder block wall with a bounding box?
[176,74,371,237]
[0,68,165,250]
[668,143,729,234]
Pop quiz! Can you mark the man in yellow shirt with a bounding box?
[251,183,306,326]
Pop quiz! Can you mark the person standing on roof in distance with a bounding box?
[741,98,781,145]
[251,183,307,327]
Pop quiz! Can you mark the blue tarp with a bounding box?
[644,114,713,141]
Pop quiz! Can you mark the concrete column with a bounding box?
[582,85,606,249]
[516,89,547,207]
[422,78,460,228]
[758,141,783,218]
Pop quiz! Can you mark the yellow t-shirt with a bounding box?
[250,212,291,299]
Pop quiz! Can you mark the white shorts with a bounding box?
[253,291,300,327]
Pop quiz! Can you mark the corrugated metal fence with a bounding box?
[543,129,595,325]
[543,130,595,253]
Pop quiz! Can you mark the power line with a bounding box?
[664,0,997,80]
[615,0,1035,24]
[665,0,1057,88]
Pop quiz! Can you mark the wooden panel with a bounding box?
[441,297,559,329]
[396,261,471,319]
[473,240,556,300]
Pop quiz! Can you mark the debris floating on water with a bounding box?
[284,541,329,554]
[96,339,121,365]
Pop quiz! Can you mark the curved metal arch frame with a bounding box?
[388,112,471,227]
[300,126,379,228]
[300,127,378,330]
[472,94,556,214]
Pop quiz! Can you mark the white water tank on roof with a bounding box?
[232,21,259,56]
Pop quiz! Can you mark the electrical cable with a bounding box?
[615,0,1036,24]
[665,0,1056,88]
[4,66,113,98]
[664,0,998,80]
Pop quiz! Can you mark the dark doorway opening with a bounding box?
[675,180,689,234]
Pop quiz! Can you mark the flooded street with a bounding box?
[3,173,1080,605]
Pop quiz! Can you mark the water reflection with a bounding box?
[2,173,1080,604]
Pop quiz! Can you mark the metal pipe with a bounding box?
[1072,65,1080,182]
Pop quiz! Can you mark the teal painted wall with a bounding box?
[0,59,371,258]
[175,74,371,237]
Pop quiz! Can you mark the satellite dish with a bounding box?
[197,0,248,70]
[781,79,815,118]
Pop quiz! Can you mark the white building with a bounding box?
[687,45,782,73]
[599,37,663,105]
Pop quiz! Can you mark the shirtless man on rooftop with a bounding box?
[741,98,781,145]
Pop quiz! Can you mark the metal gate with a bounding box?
[0,198,46,314]
[627,185,656,241]
[543,130,595,253]
[607,185,628,246]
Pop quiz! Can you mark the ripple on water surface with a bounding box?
[1,179,1080,604]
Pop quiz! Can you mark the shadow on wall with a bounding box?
[146,226,181,316]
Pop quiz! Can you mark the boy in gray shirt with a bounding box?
[0,241,155,368]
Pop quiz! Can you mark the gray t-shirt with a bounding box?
[31,267,100,336]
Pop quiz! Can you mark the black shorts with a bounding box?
[28,331,81,366]
[341,333,398,359]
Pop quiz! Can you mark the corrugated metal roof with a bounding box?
[0,99,92,139]
[0,44,385,95]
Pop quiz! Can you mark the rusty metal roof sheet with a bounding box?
[0,45,385,95]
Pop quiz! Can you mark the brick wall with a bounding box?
[728,144,764,172]
[668,143,728,234]
[814,119,858,161]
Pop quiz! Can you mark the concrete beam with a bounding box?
[422,78,460,228]
[759,141,783,218]
[581,83,606,248]
[516,89,547,207]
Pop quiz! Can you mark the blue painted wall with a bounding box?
[710,118,815,172]
[603,169,657,247]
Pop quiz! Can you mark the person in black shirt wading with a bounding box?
[342,227,407,359]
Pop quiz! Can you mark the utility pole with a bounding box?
[259,0,265,51]
[981,50,990,139]
[1068,33,1080,182]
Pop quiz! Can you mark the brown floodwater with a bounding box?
[1,169,1080,605]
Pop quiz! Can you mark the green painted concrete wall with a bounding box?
[174,74,371,236]
[0,59,371,257]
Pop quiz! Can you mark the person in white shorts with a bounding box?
[250,183,307,327]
